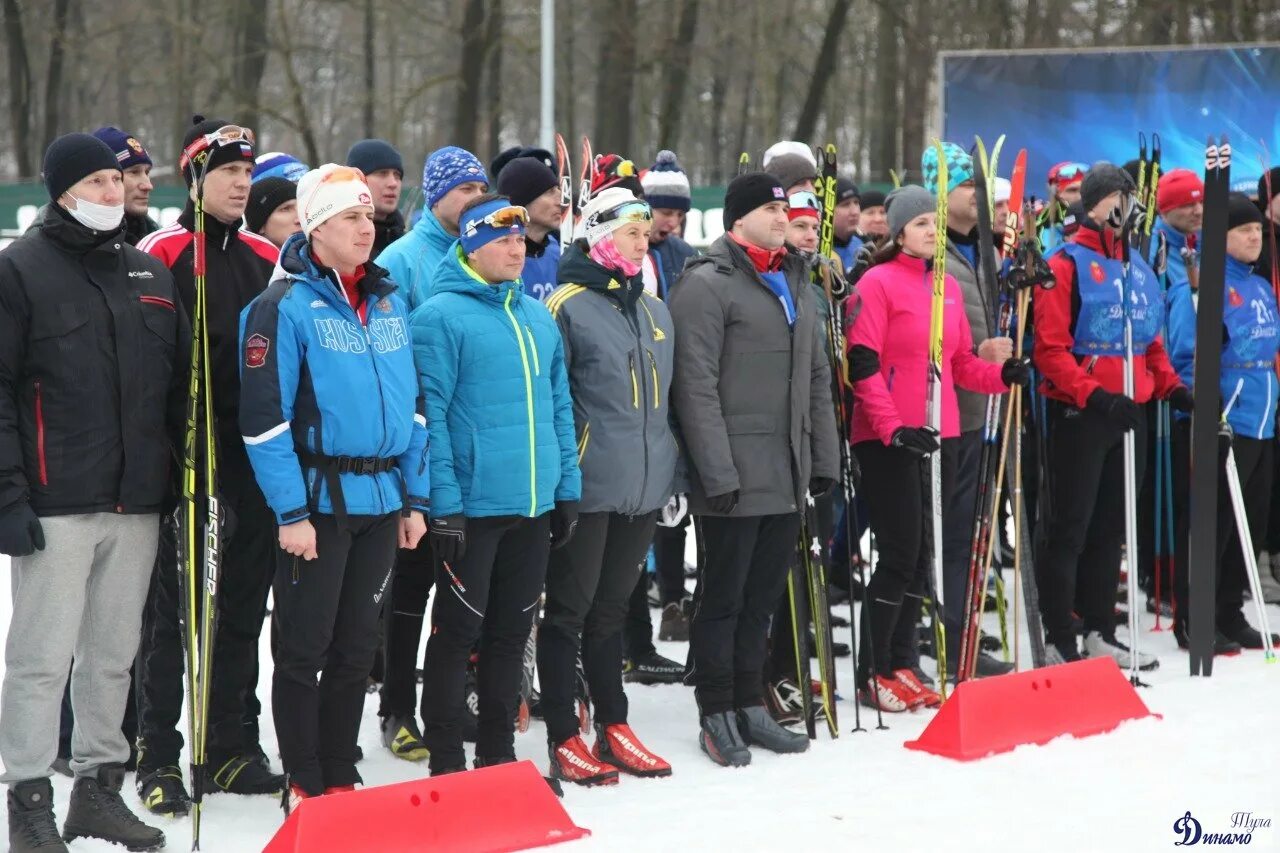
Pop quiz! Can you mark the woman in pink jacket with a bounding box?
[844,185,1028,712]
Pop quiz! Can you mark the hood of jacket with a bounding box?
[557,239,644,306]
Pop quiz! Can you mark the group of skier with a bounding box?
[1,113,1279,853]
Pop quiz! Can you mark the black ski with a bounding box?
[1187,137,1231,676]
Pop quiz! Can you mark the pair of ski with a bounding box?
[953,138,1051,684]
[553,134,597,246]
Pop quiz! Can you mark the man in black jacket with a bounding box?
[134,116,284,814]
[0,133,182,853]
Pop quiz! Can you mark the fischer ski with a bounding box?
[927,139,949,696]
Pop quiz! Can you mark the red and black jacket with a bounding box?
[1034,224,1183,408]
[139,202,277,493]
[0,205,189,516]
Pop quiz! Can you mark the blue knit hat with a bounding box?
[346,139,403,177]
[92,126,152,170]
[423,146,488,209]
[921,142,974,197]
[253,151,309,182]
[640,150,691,212]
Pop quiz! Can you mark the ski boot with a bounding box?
[593,722,672,777]
[548,736,619,786]
[623,650,685,685]
[380,714,429,761]
[735,705,809,754]
[135,765,191,817]
[205,750,286,795]
[699,712,751,767]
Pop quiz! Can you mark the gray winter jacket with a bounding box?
[668,235,839,517]
[948,234,995,433]
[549,242,679,515]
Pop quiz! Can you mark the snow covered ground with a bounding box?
[2,548,1278,853]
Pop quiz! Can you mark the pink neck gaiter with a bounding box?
[589,235,642,278]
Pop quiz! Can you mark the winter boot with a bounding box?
[63,765,164,852]
[1221,619,1280,650]
[1172,622,1243,655]
[205,750,286,795]
[893,669,941,709]
[134,765,191,817]
[623,650,685,685]
[735,705,809,754]
[1258,557,1280,605]
[698,712,751,768]
[548,736,619,786]
[593,722,672,777]
[858,674,914,712]
[1082,630,1158,671]
[8,779,67,852]
[658,601,690,642]
[380,715,430,762]
[282,781,314,817]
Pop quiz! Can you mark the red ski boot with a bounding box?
[893,668,942,709]
[548,736,619,786]
[593,723,672,778]
[857,674,914,713]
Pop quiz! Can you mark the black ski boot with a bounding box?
[735,705,809,754]
[8,779,67,852]
[380,715,430,762]
[623,651,685,685]
[699,712,751,767]
[64,765,165,852]
[205,750,286,795]
[134,765,190,816]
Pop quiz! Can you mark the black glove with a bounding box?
[890,426,940,457]
[1087,388,1143,431]
[0,502,45,558]
[1167,386,1195,414]
[705,490,740,514]
[809,477,836,498]
[429,514,467,564]
[550,501,579,550]
[1000,357,1031,387]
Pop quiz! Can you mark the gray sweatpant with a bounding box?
[1,513,158,783]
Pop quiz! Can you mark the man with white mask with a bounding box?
[0,132,186,853]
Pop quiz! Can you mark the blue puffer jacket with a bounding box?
[521,234,563,303]
[377,207,455,311]
[238,232,429,524]
[1151,218,1197,292]
[1167,256,1280,439]
[409,243,581,519]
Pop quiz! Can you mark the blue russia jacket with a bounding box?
[409,242,581,518]
[238,232,429,524]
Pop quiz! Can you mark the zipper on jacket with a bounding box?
[887,366,895,391]
[638,298,664,341]
[1085,356,1099,374]
[34,381,47,486]
[525,325,541,375]
[577,421,591,463]
[647,351,660,409]
[1261,373,1274,440]
[504,290,539,516]
[629,354,639,409]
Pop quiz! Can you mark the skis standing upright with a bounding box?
[926,140,950,696]
[1188,138,1232,676]
[555,133,573,247]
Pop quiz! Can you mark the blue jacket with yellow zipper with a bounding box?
[409,242,581,519]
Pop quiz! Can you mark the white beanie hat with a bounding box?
[763,140,817,169]
[994,177,1012,205]
[297,164,374,238]
[581,187,650,247]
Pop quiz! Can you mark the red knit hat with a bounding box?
[1157,168,1205,214]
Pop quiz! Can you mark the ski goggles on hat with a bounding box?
[584,199,652,244]
[179,124,256,173]
[460,201,528,253]
[788,190,821,219]
[1048,161,1088,188]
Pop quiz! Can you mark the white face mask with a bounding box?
[66,195,125,232]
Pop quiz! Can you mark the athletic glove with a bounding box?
[890,426,940,457]
[550,501,579,550]
[705,490,740,515]
[0,502,45,558]
[1000,357,1032,387]
[809,477,837,498]
[429,514,467,564]
[1167,386,1195,414]
[1087,388,1143,431]
[658,494,689,528]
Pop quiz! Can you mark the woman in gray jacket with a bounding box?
[537,188,677,786]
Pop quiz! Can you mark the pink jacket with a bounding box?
[846,253,1007,445]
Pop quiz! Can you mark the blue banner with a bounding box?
[942,45,1280,197]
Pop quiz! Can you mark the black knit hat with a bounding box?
[42,133,120,201]
[835,177,860,204]
[1227,192,1264,231]
[496,156,559,208]
[1258,167,1280,206]
[181,115,255,186]
[346,139,403,177]
[1081,163,1134,213]
[723,172,788,231]
[490,146,555,180]
[245,177,298,234]
[860,189,887,209]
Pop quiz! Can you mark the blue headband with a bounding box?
[459,199,527,254]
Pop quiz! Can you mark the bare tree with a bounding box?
[656,0,700,152]
[793,0,852,141]
[4,0,35,176]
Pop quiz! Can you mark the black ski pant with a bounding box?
[653,519,690,606]
[272,512,397,795]
[765,492,834,684]
[421,514,549,772]
[623,563,658,660]
[377,537,435,719]
[1135,401,1162,595]
[538,511,657,744]
[136,484,275,770]
[853,440,932,682]
[1171,421,1272,633]
[1035,400,1146,648]
[689,512,800,716]
[1268,433,1280,554]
